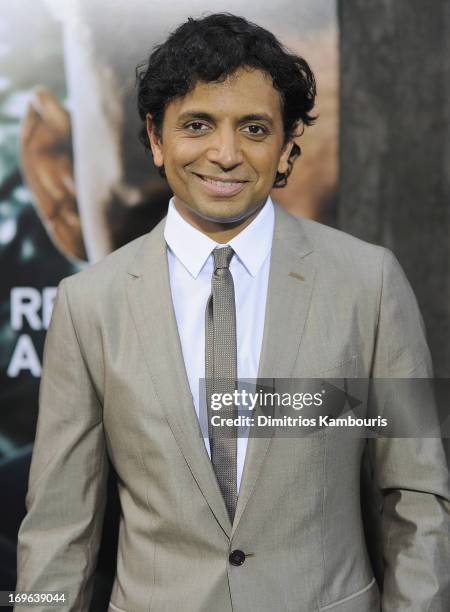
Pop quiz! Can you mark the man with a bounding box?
[15,13,449,612]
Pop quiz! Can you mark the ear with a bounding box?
[277,138,295,175]
[146,114,164,167]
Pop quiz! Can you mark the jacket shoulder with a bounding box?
[296,215,384,262]
[292,215,388,283]
[61,223,160,297]
[283,214,397,314]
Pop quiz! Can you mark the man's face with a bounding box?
[146,67,294,226]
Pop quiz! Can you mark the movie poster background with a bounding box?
[0,0,338,605]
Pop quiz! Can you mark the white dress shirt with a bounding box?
[164,196,274,493]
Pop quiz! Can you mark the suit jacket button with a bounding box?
[229,549,246,566]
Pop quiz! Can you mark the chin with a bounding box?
[197,201,264,225]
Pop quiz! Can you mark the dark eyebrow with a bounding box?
[239,113,274,126]
[177,111,216,123]
[177,111,274,126]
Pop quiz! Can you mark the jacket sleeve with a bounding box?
[14,278,109,612]
[369,249,450,611]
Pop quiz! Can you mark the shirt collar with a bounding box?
[164,196,274,279]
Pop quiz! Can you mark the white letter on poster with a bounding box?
[7,334,42,377]
[10,288,42,330]
[42,287,57,329]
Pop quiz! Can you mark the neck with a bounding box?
[173,199,264,243]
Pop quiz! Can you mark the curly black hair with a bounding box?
[136,13,317,188]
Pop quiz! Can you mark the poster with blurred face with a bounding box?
[0,0,337,464]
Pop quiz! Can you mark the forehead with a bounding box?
[167,68,283,120]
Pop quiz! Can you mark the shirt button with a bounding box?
[229,549,246,566]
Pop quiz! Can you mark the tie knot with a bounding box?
[212,246,234,271]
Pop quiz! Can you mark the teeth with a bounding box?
[201,176,242,188]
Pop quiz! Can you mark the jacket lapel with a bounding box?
[232,205,316,534]
[125,218,232,537]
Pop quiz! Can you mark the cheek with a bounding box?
[167,140,205,167]
[244,142,282,168]
[249,151,282,185]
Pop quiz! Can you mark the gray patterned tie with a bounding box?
[205,246,237,522]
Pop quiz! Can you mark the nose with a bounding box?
[206,125,243,170]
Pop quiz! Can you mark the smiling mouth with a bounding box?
[193,173,249,196]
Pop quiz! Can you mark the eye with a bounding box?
[185,121,210,132]
[242,124,267,136]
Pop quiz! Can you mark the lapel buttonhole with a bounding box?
[288,271,305,282]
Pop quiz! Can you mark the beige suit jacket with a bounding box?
[15,205,450,611]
